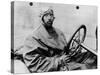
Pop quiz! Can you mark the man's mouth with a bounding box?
[47,21,52,24]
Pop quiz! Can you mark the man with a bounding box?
[15,7,86,73]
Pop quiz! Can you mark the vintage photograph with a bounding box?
[11,1,97,73]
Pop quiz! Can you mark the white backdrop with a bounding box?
[0,0,100,75]
[14,1,97,50]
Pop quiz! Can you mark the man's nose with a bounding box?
[48,17,52,21]
[48,16,51,19]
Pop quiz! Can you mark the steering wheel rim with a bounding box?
[67,25,87,57]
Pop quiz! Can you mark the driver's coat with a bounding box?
[17,25,67,72]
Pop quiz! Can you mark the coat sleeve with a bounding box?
[16,36,67,72]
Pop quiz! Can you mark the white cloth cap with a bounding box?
[39,7,54,18]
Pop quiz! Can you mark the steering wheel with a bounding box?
[67,25,87,57]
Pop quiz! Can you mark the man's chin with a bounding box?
[43,23,53,28]
[45,25,52,29]
[47,24,52,27]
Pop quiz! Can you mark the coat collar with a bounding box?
[38,25,54,39]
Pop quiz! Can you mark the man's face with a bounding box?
[42,13,55,27]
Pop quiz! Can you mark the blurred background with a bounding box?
[13,1,97,51]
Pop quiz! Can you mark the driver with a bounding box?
[15,7,86,73]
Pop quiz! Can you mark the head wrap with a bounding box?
[39,7,54,18]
